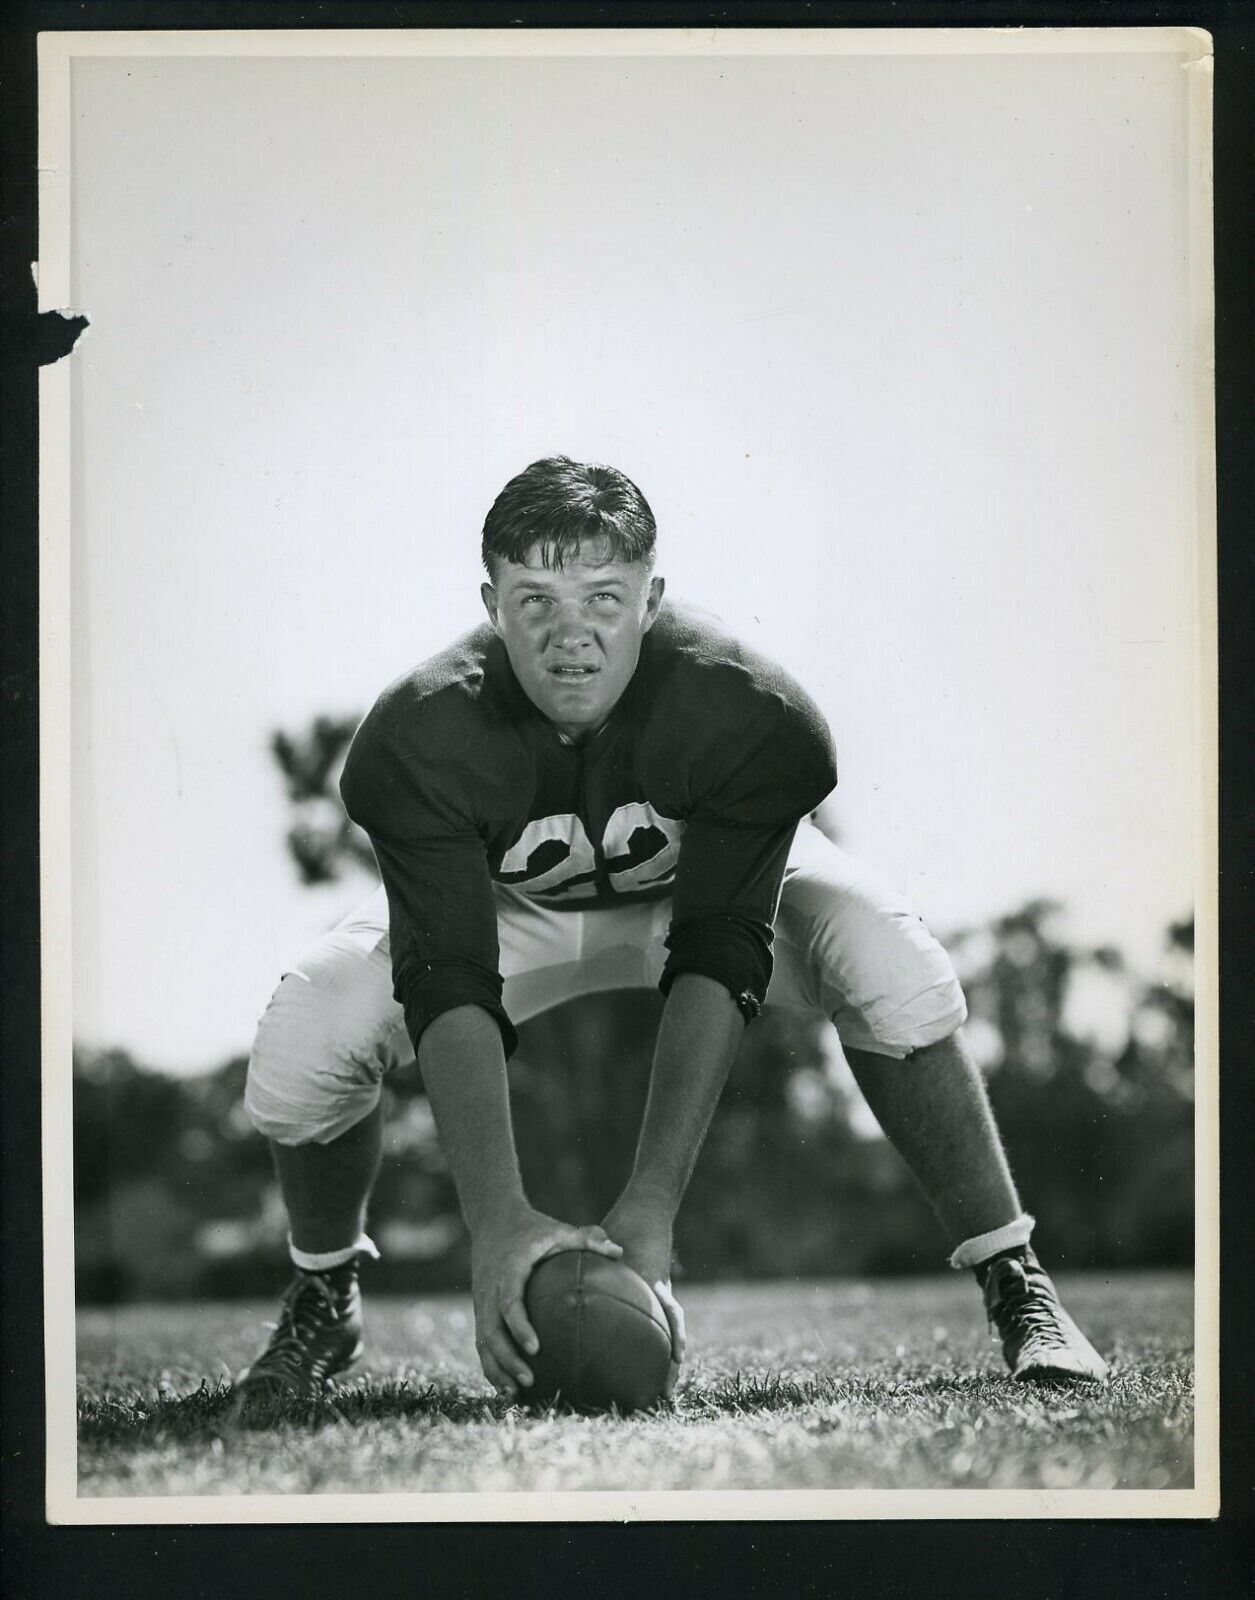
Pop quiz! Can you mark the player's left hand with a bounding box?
[601,1193,686,1398]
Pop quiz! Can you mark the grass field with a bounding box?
[76,1270,1193,1497]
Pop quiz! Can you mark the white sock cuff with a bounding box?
[948,1213,1034,1271]
[288,1233,380,1273]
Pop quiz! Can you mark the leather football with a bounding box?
[523,1249,672,1414]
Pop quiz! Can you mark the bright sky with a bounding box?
[63,39,1204,1073]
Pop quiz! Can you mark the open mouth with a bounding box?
[547,663,599,679]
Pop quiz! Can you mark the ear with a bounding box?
[481,581,501,632]
[642,574,665,631]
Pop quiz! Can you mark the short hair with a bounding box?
[481,456,657,573]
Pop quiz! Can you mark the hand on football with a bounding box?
[601,1193,686,1399]
[468,1205,622,1401]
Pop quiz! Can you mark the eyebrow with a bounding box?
[510,570,631,593]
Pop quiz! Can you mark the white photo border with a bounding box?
[38,23,1219,1525]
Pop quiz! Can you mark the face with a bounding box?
[482,540,664,742]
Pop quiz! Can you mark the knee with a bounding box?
[905,1023,978,1069]
[243,1053,330,1147]
[843,950,968,1060]
[786,865,968,1059]
[884,977,969,1057]
[243,967,392,1146]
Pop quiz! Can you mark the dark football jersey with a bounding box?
[340,602,838,1057]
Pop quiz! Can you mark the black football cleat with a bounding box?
[981,1247,1108,1385]
[230,1263,363,1418]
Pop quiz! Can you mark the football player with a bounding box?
[234,456,1106,1411]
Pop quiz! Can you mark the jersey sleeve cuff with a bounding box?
[396,957,519,1060]
[658,915,773,1019]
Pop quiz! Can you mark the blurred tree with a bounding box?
[950,906,1194,1268]
[269,715,375,884]
[74,1048,272,1301]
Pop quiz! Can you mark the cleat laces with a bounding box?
[254,1274,339,1385]
[979,1246,1108,1382]
[239,1269,360,1395]
[984,1256,1067,1347]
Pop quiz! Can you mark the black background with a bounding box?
[3,2,1251,1595]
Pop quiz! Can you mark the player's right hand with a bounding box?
[468,1205,622,1400]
